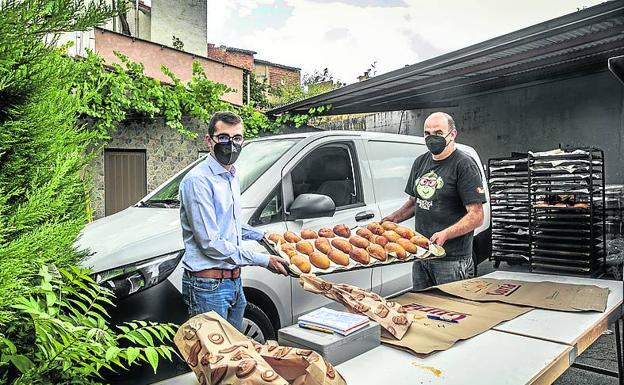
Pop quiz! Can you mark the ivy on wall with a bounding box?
[73,51,311,139]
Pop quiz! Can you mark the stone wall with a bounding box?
[89,119,207,219]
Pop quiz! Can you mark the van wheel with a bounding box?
[242,303,275,343]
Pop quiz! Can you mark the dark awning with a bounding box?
[268,1,624,116]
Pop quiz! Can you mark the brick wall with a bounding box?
[268,65,300,88]
[207,45,255,72]
[206,44,227,63]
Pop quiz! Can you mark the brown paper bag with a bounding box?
[299,274,412,339]
[380,292,533,354]
[427,278,609,312]
[174,311,347,385]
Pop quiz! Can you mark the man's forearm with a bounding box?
[444,211,482,240]
[388,198,415,223]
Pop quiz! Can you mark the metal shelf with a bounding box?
[528,148,606,276]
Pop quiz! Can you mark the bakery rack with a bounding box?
[528,148,606,276]
[488,155,530,268]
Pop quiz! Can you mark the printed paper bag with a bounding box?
[174,311,347,385]
[381,292,533,354]
[428,278,609,312]
[299,274,412,339]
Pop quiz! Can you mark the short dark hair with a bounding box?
[208,111,242,137]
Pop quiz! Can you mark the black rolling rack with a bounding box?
[488,156,530,268]
[528,148,607,276]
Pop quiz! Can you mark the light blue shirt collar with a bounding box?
[204,153,236,177]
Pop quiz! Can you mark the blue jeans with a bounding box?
[182,271,247,332]
[412,255,474,290]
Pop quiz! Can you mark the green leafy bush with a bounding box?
[0,1,178,384]
[0,266,176,385]
[74,52,233,139]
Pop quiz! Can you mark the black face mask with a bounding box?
[425,132,452,155]
[213,142,242,166]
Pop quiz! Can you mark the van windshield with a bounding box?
[142,138,300,207]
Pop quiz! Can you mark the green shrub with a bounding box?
[0,266,176,385]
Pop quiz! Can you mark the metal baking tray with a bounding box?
[531,263,593,274]
[530,248,593,258]
[262,233,445,278]
[532,256,591,266]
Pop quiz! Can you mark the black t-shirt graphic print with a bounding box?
[404,150,487,259]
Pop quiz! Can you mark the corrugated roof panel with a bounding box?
[267,1,624,115]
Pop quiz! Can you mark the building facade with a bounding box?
[58,1,301,218]
[254,59,301,89]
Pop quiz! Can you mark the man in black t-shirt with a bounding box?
[383,112,487,290]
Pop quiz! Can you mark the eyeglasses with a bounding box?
[212,134,244,145]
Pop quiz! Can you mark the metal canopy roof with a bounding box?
[268,1,624,116]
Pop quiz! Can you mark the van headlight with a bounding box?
[95,250,183,299]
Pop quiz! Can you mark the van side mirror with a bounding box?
[287,194,336,221]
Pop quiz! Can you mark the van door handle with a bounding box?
[355,211,375,222]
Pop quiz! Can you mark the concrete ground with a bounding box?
[478,259,621,385]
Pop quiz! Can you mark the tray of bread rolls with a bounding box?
[262,221,445,277]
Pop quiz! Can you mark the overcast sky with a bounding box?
[204,0,605,84]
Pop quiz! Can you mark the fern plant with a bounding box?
[0,266,177,385]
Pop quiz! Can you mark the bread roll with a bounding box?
[356,228,374,240]
[314,238,332,255]
[385,242,408,260]
[328,249,349,266]
[349,235,370,249]
[300,229,318,239]
[318,227,336,238]
[370,235,388,247]
[331,238,352,254]
[367,222,384,235]
[395,226,416,239]
[290,255,311,273]
[350,248,370,264]
[280,243,297,257]
[381,221,398,230]
[296,241,314,256]
[267,233,285,244]
[333,224,351,238]
[367,244,387,261]
[309,251,331,269]
[396,238,418,254]
[284,231,302,243]
[410,235,429,249]
[382,230,401,243]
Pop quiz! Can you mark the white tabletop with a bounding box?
[336,330,572,385]
[485,271,623,354]
[155,330,573,385]
[152,271,621,385]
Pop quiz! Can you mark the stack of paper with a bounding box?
[298,307,370,335]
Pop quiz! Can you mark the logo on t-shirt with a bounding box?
[415,170,444,201]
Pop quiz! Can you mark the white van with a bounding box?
[76,131,490,381]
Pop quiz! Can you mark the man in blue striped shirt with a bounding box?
[179,111,288,331]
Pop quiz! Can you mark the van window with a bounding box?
[289,143,362,209]
[249,186,283,226]
[145,139,299,205]
[367,140,427,201]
